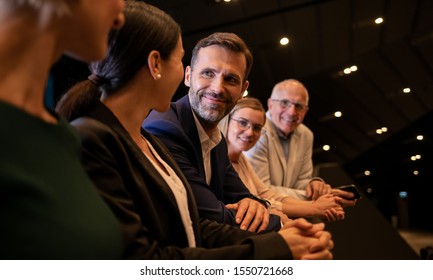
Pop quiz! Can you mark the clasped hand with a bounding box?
[278,218,333,260]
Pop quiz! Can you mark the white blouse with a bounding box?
[144,137,196,247]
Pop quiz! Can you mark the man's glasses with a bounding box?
[271,99,308,112]
[230,118,264,134]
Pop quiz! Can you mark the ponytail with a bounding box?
[56,78,101,121]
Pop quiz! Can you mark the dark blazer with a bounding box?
[143,95,281,230]
[71,101,291,259]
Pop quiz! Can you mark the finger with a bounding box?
[234,199,249,225]
[301,250,333,260]
[249,206,268,232]
[226,203,238,210]
[239,200,258,231]
[245,204,263,232]
[325,209,336,222]
[312,190,321,201]
[332,189,354,200]
[299,222,325,236]
[324,184,332,194]
[257,207,270,232]
[283,218,314,231]
[306,185,313,199]
[324,210,332,222]
[328,239,334,250]
[310,231,332,252]
[339,198,357,207]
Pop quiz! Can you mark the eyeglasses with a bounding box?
[271,99,308,112]
[230,118,264,134]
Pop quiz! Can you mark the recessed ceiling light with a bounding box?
[343,68,351,74]
[376,129,383,134]
[403,87,411,93]
[334,111,342,118]
[364,170,371,176]
[381,127,388,132]
[416,135,424,141]
[411,155,421,161]
[224,0,231,2]
[350,65,358,72]
[322,145,330,151]
[375,17,384,24]
[413,170,419,176]
[280,37,289,46]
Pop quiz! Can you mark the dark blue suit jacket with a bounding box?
[143,95,280,231]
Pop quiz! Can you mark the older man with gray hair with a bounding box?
[245,79,356,205]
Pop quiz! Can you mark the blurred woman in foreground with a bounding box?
[0,0,125,259]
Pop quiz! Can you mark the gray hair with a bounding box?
[271,79,310,105]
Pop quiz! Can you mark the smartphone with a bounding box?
[335,184,361,200]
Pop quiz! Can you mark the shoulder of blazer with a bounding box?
[71,115,116,143]
[294,123,314,140]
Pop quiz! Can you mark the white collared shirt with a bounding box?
[191,110,222,185]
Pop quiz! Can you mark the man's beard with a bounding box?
[189,90,234,126]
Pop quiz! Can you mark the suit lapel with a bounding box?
[86,101,179,211]
[175,96,207,187]
[266,117,287,172]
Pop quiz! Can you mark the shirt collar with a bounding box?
[269,118,292,141]
[191,109,222,147]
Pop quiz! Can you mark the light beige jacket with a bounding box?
[244,112,316,199]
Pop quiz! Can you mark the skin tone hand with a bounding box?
[331,188,357,207]
[311,194,345,221]
[306,180,332,200]
[301,230,334,260]
[226,198,270,232]
[279,218,333,260]
[323,207,345,222]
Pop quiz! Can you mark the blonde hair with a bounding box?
[219,97,266,137]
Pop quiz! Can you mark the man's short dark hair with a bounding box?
[190,32,253,83]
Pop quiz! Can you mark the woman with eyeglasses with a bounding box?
[219,97,345,222]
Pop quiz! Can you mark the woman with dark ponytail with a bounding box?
[56,1,334,260]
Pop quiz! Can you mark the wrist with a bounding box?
[247,194,271,209]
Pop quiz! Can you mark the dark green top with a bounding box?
[0,102,123,259]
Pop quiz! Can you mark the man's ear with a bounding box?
[147,50,162,80]
[239,80,249,99]
[267,98,273,110]
[184,66,191,87]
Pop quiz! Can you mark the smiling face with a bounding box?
[185,45,249,130]
[227,107,265,153]
[268,81,309,136]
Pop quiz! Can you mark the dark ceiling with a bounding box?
[52,0,433,229]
